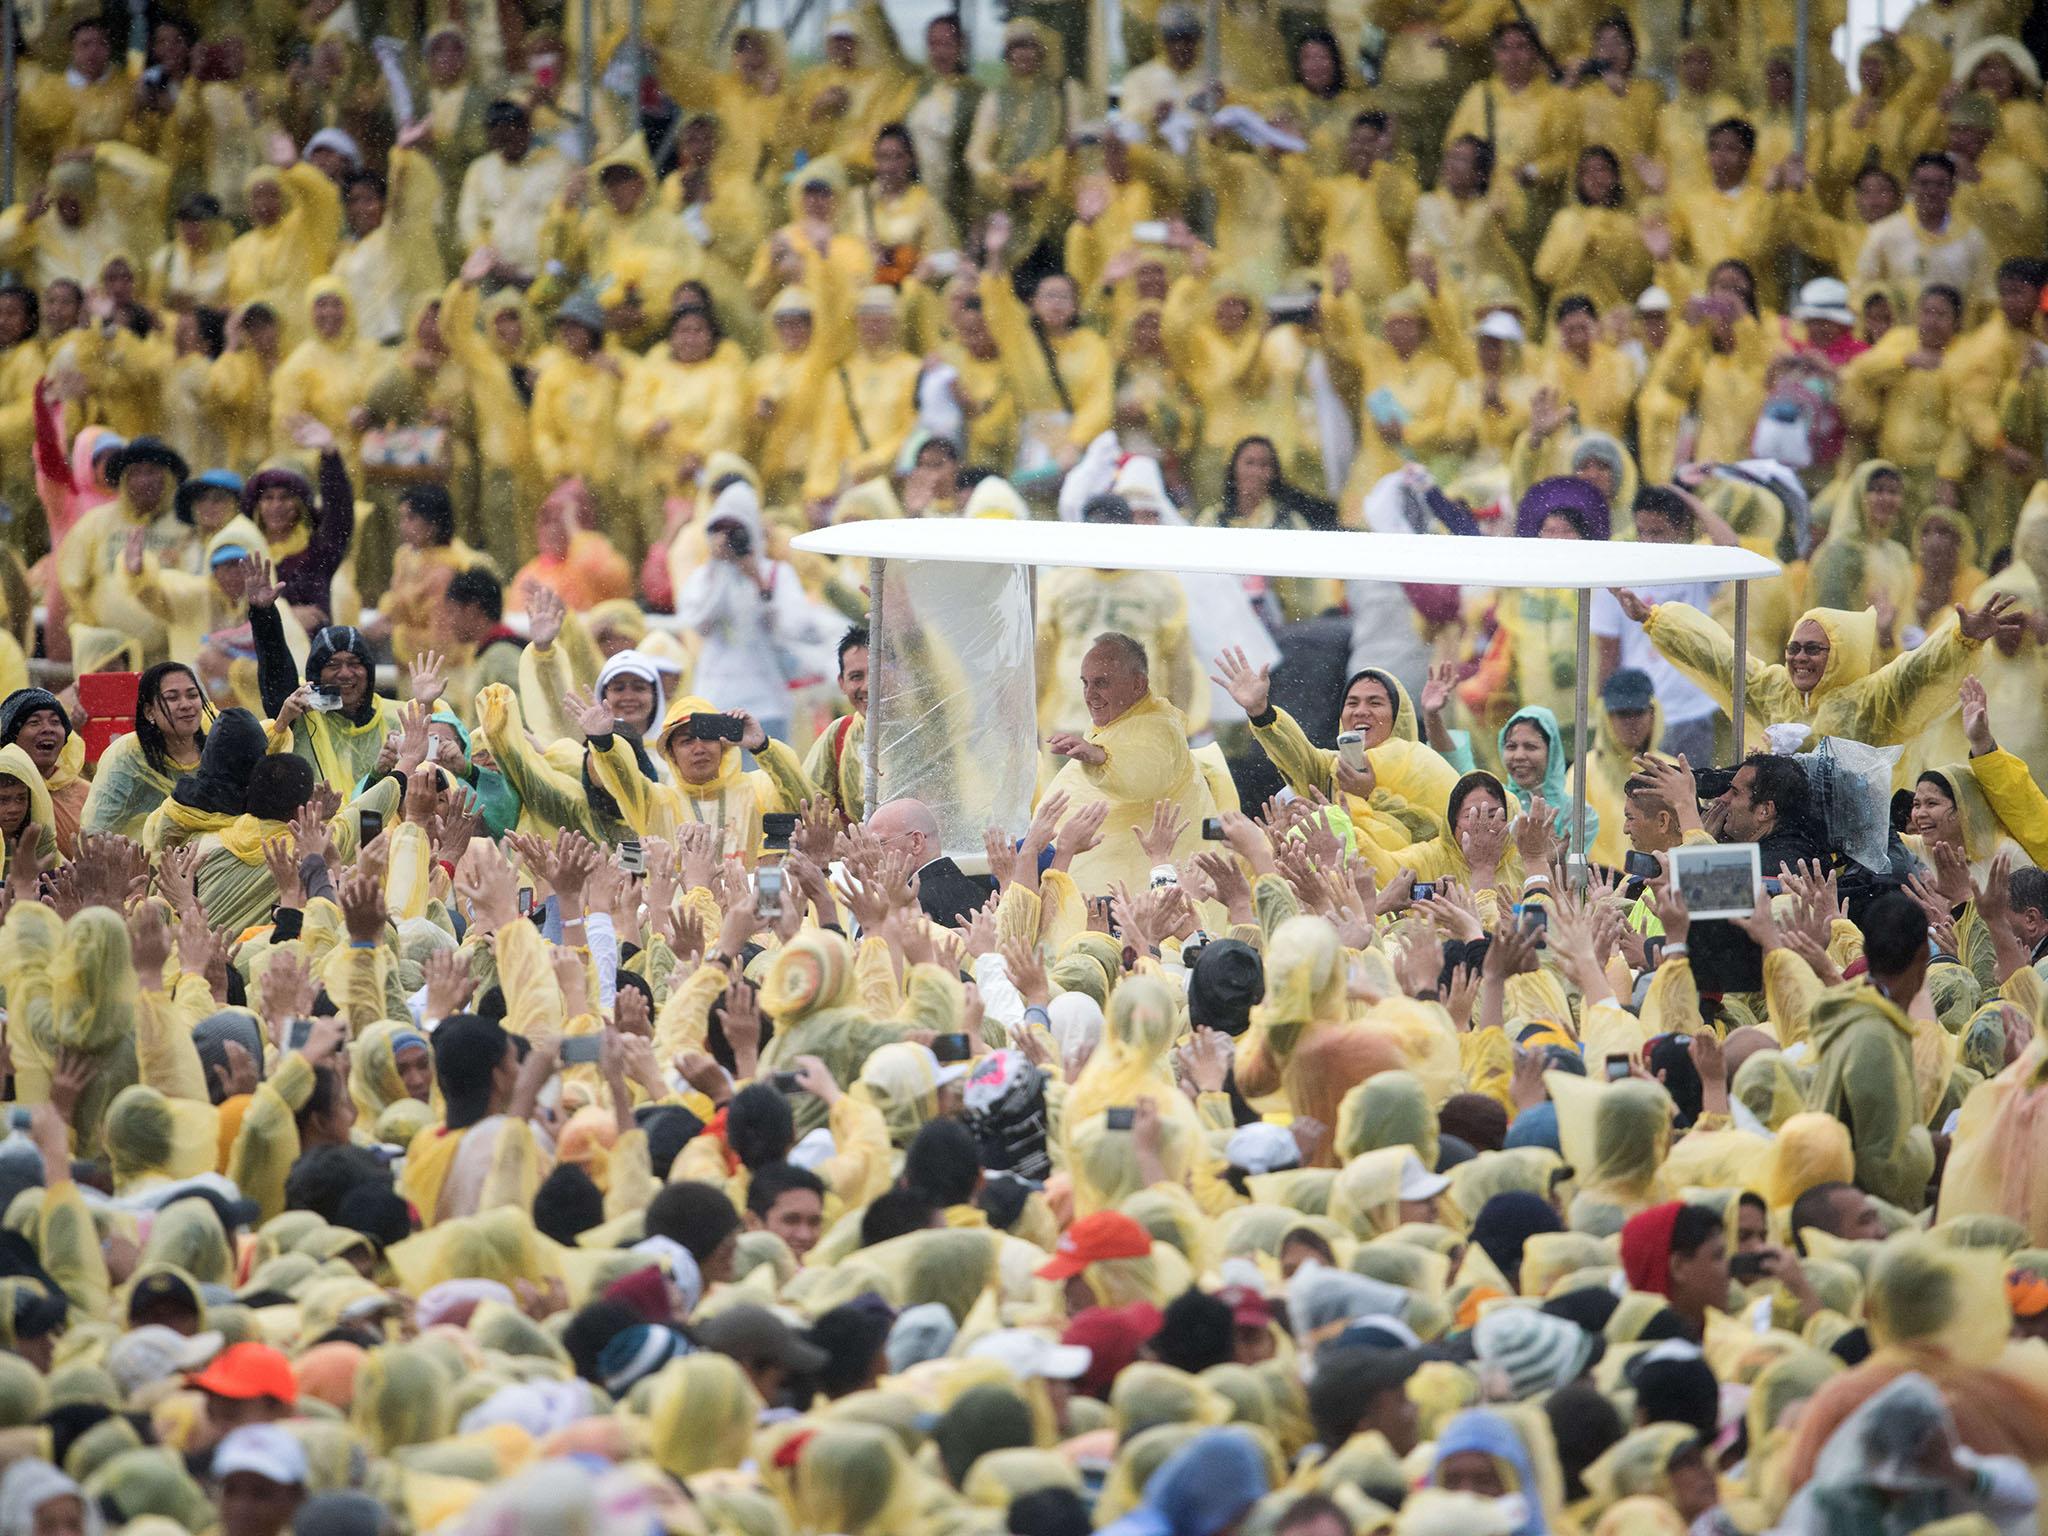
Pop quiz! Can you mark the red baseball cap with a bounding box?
[1035,1212,1153,1281]
[1219,1285,1273,1332]
[1061,1302,1163,1399]
[188,1343,297,1405]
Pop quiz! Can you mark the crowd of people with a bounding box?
[2,0,2048,1535]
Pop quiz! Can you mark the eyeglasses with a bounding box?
[1783,642,1830,658]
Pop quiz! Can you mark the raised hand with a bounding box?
[262,834,305,908]
[1959,675,1995,757]
[565,685,615,738]
[1607,587,1651,625]
[1133,801,1188,866]
[1050,800,1109,870]
[793,797,843,867]
[983,827,1018,890]
[237,552,281,609]
[1208,646,1272,718]
[674,823,719,894]
[422,946,475,1021]
[408,649,448,709]
[525,582,566,650]
[337,869,387,945]
[1957,591,2019,642]
[999,936,1050,1007]
[261,949,317,1034]
[1194,850,1254,923]
[287,413,336,453]
[126,900,174,984]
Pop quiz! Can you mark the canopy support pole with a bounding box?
[865,558,885,815]
[1572,587,1590,883]
[579,0,596,162]
[1788,0,1811,295]
[629,0,644,108]
[1732,581,1749,761]
[3,2,15,212]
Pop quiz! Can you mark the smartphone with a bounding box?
[1728,1251,1773,1284]
[559,1035,603,1065]
[773,1070,805,1094]
[1410,881,1436,902]
[359,809,384,844]
[1645,936,1666,969]
[687,712,746,742]
[1089,895,1118,935]
[517,887,534,916]
[755,862,785,920]
[1623,850,1662,881]
[1335,731,1367,774]
[1200,817,1225,840]
[309,684,345,712]
[1604,1053,1631,1082]
[762,812,798,851]
[287,1018,315,1051]
[1516,904,1548,941]
[1763,877,1783,896]
[619,839,645,875]
[1105,1106,1136,1131]
[932,1032,972,1064]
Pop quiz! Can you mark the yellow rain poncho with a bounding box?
[1937,1032,2048,1237]
[138,1202,234,1287]
[1335,1071,1439,1169]
[102,1087,217,1197]
[1040,693,1216,897]
[754,932,928,1136]
[648,1352,763,1479]
[1809,460,1915,621]
[1765,1113,1857,1213]
[585,692,813,863]
[0,743,60,881]
[351,1344,458,1456]
[1640,600,1983,751]
[790,1422,919,1536]
[1235,918,1407,1143]
[1327,1147,1414,1242]
[852,1042,942,1149]
[270,277,386,449]
[348,1021,433,1125]
[1805,982,1937,1212]
[1547,1074,1673,1229]
[1733,1050,1810,1132]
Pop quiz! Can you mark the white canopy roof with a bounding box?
[792,518,1781,587]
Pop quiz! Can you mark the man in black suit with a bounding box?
[868,797,993,929]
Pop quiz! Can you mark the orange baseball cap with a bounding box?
[2007,1271,2048,1319]
[188,1342,297,1405]
[1035,1211,1153,1281]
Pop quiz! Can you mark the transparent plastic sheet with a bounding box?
[1799,736,1905,874]
[869,559,1038,860]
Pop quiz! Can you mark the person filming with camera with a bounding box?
[677,477,825,749]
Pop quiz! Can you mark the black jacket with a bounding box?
[915,857,995,929]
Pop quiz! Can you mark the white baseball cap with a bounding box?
[965,1328,1093,1381]
[1792,276,1855,326]
[1476,311,1527,344]
[1224,1123,1300,1175]
[213,1424,309,1487]
[108,1326,224,1400]
[1635,286,1673,313]
[914,1043,973,1088]
[1397,1151,1451,1202]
